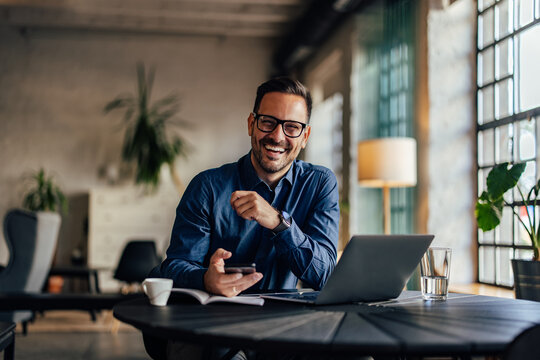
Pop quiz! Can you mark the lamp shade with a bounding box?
[357,137,417,188]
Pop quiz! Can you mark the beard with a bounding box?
[251,136,296,174]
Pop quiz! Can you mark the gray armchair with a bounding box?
[0,209,61,333]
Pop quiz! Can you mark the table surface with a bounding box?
[113,291,540,357]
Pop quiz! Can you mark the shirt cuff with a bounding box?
[272,220,305,254]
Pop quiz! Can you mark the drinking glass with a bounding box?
[420,247,452,301]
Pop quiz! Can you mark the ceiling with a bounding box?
[0,0,313,38]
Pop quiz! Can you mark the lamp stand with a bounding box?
[383,185,391,234]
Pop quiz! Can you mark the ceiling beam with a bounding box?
[4,7,289,37]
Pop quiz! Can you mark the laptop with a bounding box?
[261,234,434,305]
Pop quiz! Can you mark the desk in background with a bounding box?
[47,266,101,294]
[114,291,540,358]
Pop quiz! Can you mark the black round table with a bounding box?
[113,291,540,358]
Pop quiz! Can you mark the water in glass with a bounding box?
[421,275,448,300]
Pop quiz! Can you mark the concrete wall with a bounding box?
[426,0,477,283]
[0,26,274,265]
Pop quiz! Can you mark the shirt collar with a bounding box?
[240,152,295,190]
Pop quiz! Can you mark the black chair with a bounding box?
[113,240,161,290]
[504,324,540,360]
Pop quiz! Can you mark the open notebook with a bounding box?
[262,234,434,305]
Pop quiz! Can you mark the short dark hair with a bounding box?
[252,77,312,122]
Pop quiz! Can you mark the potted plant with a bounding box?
[21,168,65,288]
[104,63,188,193]
[475,162,540,300]
[23,168,68,214]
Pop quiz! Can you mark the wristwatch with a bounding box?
[272,210,291,234]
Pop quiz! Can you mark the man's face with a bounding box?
[248,92,311,176]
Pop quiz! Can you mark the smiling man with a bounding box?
[160,77,339,298]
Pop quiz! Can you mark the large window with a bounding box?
[352,0,416,236]
[476,0,540,286]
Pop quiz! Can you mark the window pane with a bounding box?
[517,118,536,160]
[381,74,388,97]
[390,67,398,93]
[478,129,495,166]
[518,25,540,111]
[479,0,495,12]
[478,168,487,195]
[518,160,536,192]
[515,248,534,260]
[479,228,495,244]
[518,0,535,26]
[401,62,409,89]
[504,186,514,204]
[496,124,513,163]
[496,0,514,39]
[390,96,398,121]
[479,85,494,123]
[479,246,495,283]
[479,47,495,86]
[496,247,513,286]
[497,207,514,244]
[516,205,534,245]
[399,93,406,120]
[495,38,513,79]
[495,78,513,119]
[480,9,495,48]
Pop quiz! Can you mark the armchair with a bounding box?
[0,209,61,333]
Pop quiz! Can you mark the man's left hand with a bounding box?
[230,190,281,230]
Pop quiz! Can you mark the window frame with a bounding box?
[476,0,540,287]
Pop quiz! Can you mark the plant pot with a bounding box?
[511,259,540,301]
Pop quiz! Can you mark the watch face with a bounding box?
[281,210,291,225]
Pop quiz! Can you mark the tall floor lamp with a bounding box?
[357,137,417,234]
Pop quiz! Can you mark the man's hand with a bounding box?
[230,190,281,230]
[203,248,263,297]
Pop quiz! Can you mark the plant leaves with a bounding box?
[104,96,133,113]
[475,191,504,231]
[486,162,526,200]
[109,63,190,190]
[22,168,68,214]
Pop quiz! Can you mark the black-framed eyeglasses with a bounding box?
[252,113,307,138]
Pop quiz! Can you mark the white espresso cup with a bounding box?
[142,278,173,306]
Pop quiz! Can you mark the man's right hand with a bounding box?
[203,248,263,297]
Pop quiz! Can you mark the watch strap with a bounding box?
[272,210,291,234]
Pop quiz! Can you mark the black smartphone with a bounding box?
[224,263,256,274]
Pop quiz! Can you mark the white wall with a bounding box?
[0,26,274,265]
[427,0,477,283]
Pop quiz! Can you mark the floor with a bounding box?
[12,310,150,360]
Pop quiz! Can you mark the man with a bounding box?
[161,77,339,298]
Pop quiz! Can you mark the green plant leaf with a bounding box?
[486,162,526,200]
[22,168,68,214]
[104,96,133,113]
[107,63,190,190]
[475,193,504,231]
[527,179,540,203]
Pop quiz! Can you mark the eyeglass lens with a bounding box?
[256,115,304,138]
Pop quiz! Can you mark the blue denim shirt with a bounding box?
[160,152,339,291]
